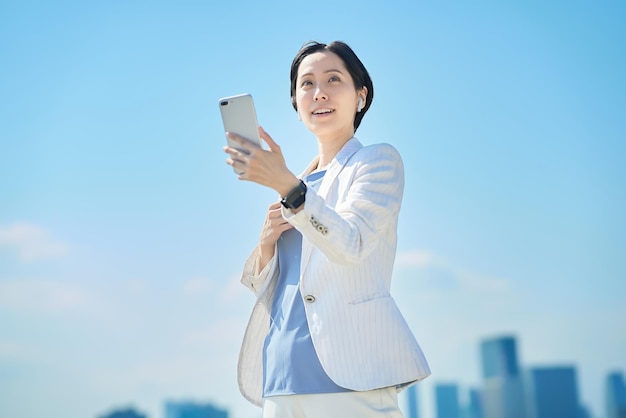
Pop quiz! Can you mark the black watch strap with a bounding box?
[281,180,307,209]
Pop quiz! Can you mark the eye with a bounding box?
[300,79,313,88]
[329,75,341,82]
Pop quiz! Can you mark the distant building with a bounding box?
[99,407,147,418]
[435,383,460,418]
[481,336,520,380]
[578,404,592,418]
[406,384,419,418]
[525,366,580,418]
[606,371,626,418]
[165,401,228,418]
[480,335,526,418]
[464,388,483,418]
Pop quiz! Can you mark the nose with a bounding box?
[314,85,327,101]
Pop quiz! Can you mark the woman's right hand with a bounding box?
[256,201,294,273]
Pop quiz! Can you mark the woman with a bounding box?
[223,41,430,418]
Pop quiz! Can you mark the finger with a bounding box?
[258,127,281,153]
[269,210,284,220]
[268,201,282,210]
[223,144,244,155]
[278,222,294,233]
[268,203,285,214]
[225,132,244,148]
[223,145,250,163]
[225,156,247,171]
[270,218,291,230]
[226,159,249,182]
[226,132,260,154]
[270,212,288,224]
[268,211,288,223]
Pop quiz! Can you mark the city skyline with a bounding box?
[92,334,624,418]
[99,401,229,418]
[416,335,621,418]
[1,2,624,418]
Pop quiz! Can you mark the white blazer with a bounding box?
[237,138,430,407]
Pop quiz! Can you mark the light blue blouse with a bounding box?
[262,170,350,397]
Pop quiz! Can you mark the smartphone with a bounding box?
[219,93,262,148]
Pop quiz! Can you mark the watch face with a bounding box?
[281,180,306,209]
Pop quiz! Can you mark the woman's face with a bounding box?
[295,51,366,140]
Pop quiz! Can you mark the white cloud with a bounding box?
[219,273,249,302]
[393,249,521,379]
[392,249,526,417]
[181,273,250,306]
[181,277,215,296]
[0,222,68,262]
[391,248,625,418]
[0,279,93,314]
[395,248,510,293]
[395,249,436,268]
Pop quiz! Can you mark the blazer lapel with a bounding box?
[299,137,363,274]
[317,137,362,197]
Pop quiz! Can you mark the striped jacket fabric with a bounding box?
[237,137,431,407]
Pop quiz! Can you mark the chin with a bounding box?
[306,123,334,137]
[305,119,346,135]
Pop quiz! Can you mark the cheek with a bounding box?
[295,91,309,109]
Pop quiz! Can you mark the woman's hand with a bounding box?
[256,201,294,273]
[223,127,300,197]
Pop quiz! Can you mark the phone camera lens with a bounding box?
[220,101,229,106]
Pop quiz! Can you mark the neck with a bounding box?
[315,130,354,170]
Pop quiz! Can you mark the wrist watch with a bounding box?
[281,180,307,209]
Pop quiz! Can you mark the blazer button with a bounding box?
[304,295,316,303]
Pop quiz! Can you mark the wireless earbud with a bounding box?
[357,98,364,112]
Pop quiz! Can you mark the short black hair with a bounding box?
[290,41,374,132]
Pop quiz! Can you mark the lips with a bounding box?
[311,108,334,115]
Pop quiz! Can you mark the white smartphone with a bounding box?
[218,93,262,148]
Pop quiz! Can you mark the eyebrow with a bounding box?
[298,68,345,79]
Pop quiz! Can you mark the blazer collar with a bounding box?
[301,137,363,197]
[331,136,363,167]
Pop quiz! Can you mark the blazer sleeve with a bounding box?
[283,143,404,265]
[240,244,279,297]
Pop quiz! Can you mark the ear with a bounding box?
[357,87,368,112]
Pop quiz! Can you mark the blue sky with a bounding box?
[1,1,624,418]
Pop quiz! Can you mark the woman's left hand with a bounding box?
[223,127,300,196]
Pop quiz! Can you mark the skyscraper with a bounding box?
[525,366,580,418]
[435,383,460,418]
[606,371,626,418]
[465,388,484,418]
[479,335,526,418]
[98,407,147,418]
[406,384,419,418]
[481,336,520,379]
[165,401,228,418]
